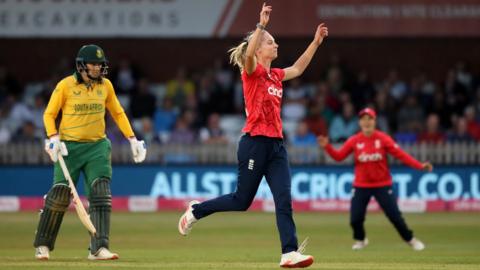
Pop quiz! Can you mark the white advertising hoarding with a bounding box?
[0,0,232,37]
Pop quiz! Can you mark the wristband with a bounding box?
[256,23,266,30]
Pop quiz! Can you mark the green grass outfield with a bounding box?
[1,212,479,270]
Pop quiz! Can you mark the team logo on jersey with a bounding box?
[96,49,103,59]
[267,86,282,98]
[375,139,381,149]
[267,72,279,81]
[358,152,383,162]
[73,90,81,96]
[97,89,103,96]
[356,143,365,149]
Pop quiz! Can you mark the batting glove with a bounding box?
[44,135,68,162]
[129,137,146,163]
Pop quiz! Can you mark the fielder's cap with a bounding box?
[359,108,377,118]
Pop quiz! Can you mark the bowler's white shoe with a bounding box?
[352,238,369,250]
[279,251,314,268]
[88,247,119,260]
[279,238,313,268]
[178,200,199,236]
[35,246,50,260]
[408,238,425,251]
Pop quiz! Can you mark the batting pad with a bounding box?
[89,178,112,254]
[33,184,71,251]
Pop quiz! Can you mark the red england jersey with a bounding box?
[325,130,424,187]
[241,64,285,138]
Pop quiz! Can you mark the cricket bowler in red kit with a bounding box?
[318,108,433,251]
[179,2,329,268]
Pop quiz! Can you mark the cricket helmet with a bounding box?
[75,44,108,79]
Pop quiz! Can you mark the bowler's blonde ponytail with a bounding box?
[228,41,248,71]
[228,31,256,71]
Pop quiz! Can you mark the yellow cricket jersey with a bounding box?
[44,74,135,142]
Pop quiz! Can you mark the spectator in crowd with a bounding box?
[282,78,308,121]
[465,106,480,140]
[213,59,234,93]
[385,69,408,101]
[12,121,40,143]
[474,86,480,120]
[372,90,393,133]
[199,113,228,144]
[305,98,328,136]
[375,84,399,129]
[38,74,62,101]
[351,70,375,108]
[184,91,199,112]
[426,89,451,130]
[2,56,480,150]
[4,94,34,134]
[292,121,317,146]
[396,95,424,133]
[447,117,474,143]
[31,94,46,138]
[166,68,195,109]
[196,73,216,120]
[137,117,160,145]
[326,66,343,94]
[329,102,358,142]
[211,59,234,113]
[0,102,12,143]
[316,81,340,113]
[129,78,156,119]
[169,111,197,144]
[154,97,178,136]
[0,125,10,143]
[112,59,140,94]
[338,91,352,109]
[324,54,350,95]
[413,72,436,105]
[232,79,245,113]
[444,68,470,116]
[182,102,202,129]
[313,82,336,123]
[454,61,473,91]
[417,114,445,144]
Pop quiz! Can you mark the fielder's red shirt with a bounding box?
[241,64,285,138]
[325,130,424,187]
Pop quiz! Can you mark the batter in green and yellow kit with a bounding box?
[34,44,147,261]
[44,64,134,193]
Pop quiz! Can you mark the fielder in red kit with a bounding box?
[318,108,433,251]
[178,3,328,268]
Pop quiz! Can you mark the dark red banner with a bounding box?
[226,0,480,37]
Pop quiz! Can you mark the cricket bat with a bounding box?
[57,155,97,236]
